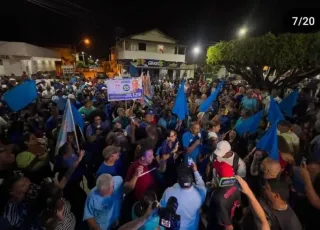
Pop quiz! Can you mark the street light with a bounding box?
[238,27,247,37]
[84,39,90,45]
[193,46,201,55]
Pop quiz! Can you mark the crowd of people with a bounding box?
[0,74,319,230]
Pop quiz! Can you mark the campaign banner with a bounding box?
[106,78,143,101]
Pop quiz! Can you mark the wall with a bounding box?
[122,40,176,54]
[2,59,23,76]
[118,50,185,62]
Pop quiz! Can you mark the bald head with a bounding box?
[261,157,281,179]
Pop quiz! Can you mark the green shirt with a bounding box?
[78,106,96,118]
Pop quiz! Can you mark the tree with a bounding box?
[207,33,320,89]
[76,61,86,68]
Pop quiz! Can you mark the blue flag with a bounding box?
[279,89,299,117]
[267,96,285,124]
[172,80,189,120]
[3,80,38,112]
[199,83,223,112]
[71,103,84,131]
[55,100,76,155]
[256,123,279,160]
[235,110,263,135]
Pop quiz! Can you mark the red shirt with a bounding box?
[125,160,158,200]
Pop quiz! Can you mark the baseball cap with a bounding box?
[145,109,155,115]
[208,131,218,139]
[67,94,75,99]
[214,141,231,158]
[102,145,121,159]
[101,87,107,90]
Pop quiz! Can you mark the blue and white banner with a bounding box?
[106,78,143,101]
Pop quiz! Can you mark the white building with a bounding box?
[0,41,60,77]
[110,28,194,79]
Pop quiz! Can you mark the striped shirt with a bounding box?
[55,199,76,230]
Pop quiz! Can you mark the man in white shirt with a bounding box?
[213,141,246,178]
[42,85,55,103]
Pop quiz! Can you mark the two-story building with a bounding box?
[110,28,194,80]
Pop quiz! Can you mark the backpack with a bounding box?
[211,152,240,174]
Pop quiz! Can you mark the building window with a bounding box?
[0,59,2,65]
[157,45,164,53]
[138,43,146,51]
[131,44,138,51]
[175,46,185,55]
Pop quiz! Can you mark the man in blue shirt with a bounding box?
[84,174,123,230]
[96,145,124,178]
[182,122,201,163]
[160,163,206,229]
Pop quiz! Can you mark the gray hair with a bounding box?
[96,174,113,191]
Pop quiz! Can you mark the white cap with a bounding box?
[68,94,75,99]
[9,78,15,81]
[214,141,231,157]
[208,131,218,139]
[102,87,107,90]
[1,85,7,89]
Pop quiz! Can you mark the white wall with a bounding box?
[2,59,23,76]
[118,50,185,62]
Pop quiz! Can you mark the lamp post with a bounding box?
[192,46,201,76]
[73,38,90,69]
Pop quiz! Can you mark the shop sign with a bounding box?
[136,59,166,67]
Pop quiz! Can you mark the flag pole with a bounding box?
[67,99,80,152]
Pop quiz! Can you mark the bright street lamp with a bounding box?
[84,38,90,45]
[238,27,247,37]
[193,46,201,55]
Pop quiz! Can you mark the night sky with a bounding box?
[1,0,320,62]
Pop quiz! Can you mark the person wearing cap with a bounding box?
[260,178,302,230]
[96,146,123,178]
[212,140,246,178]
[160,162,206,230]
[208,161,241,230]
[278,120,300,155]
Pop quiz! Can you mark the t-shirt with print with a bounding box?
[83,176,123,230]
[125,160,159,200]
[208,186,241,229]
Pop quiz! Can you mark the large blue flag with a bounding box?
[55,100,77,155]
[235,110,263,135]
[3,80,38,112]
[172,80,189,120]
[267,96,285,124]
[71,103,84,131]
[199,82,223,112]
[279,89,299,117]
[256,122,279,160]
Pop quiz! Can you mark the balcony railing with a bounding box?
[117,50,185,63]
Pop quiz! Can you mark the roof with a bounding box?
[124,28,177,44]
[0,41,59,58]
